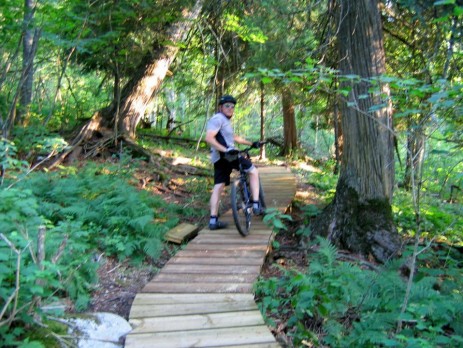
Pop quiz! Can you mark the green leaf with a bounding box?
[434,0,455,5]
[19,340,45,348]
[261,76,273,84]
[273,219,286,230]
[455,6,463,15]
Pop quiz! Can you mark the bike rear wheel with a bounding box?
[231,179,251,236]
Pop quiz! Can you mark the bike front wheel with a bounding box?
[231,179,251,236]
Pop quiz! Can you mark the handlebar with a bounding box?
[228,141,267,155]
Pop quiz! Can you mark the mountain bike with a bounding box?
[230,143,266,237]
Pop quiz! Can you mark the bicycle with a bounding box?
[229,142,266,237]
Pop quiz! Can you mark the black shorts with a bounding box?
[213,157,254,185]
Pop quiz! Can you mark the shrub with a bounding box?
[255,237,463,347]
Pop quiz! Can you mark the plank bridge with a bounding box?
[125,166,296,347]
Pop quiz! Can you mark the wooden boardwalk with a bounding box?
[125,166,296,347]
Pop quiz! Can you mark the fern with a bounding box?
[255,237,463,347]
[1,160,187,326]
[315,236,338,267]
[143,237,164,261]
[128,214,153,231]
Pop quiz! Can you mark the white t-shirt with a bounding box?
[206,112,234,163]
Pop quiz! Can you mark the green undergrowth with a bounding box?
[255,237,463,347]
[0,143,209,345]
[393,190,463,246]
[258,156,463,347]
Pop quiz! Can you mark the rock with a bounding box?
[67,312,132,348]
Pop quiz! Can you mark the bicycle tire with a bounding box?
[231,179,251,236]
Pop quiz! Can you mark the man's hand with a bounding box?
[226,147,239,155]
[251,141,261,149]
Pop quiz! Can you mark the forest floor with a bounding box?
[86,160,320,345]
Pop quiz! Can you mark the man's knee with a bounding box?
[213,183,225,193]
[248,167,259,176]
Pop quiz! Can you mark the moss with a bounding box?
[23,319,71,348]
[359,198,395,231]
[366,198,394,219]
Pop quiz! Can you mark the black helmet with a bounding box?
[219,95,237,105]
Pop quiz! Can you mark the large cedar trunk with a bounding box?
[333,98,343,174]
[282,87,298,156]
[312,0,401,262]
[52,0,204,165]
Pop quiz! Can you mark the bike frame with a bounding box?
[230,143,266,236]
[237,155,252,209]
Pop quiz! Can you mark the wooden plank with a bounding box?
[262,183,296,188]
[198,231,272,238]
[130,297,258,318]
[153,273,258,283]
[174,249,267,259]
[132,293,255,305]
[264,186,296,191]
[160,264,262,274]
[167,256,264,266]
[164,223,199,244]
[184,243,270,252]
[129,310,266,333]
[141,282,254,294]
[264,188,296,192]
[190,235,272,245]
[257,166,290,173]
[124,325,277,347]
[194,233,271,240]
[261,175,294,179]
[263,185,296,190]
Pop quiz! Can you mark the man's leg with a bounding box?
[248,167,260,201]
[248,167,264,215]
[209,182,228,230]
[210,182,225,217]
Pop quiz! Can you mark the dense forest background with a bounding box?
[1,0,462,346]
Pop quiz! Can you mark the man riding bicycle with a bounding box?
[205,95,263,230]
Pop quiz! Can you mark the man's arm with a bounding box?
[234,134,252,146]
[205,129,228,152]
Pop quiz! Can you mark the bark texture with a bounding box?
[18,0,37,124]
[282,87,298,156]
[51,0,204,166]
[312,0,401,262]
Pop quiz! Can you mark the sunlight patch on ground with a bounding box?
[172,156,192,166]
[295,162,322,173]
[295,190,320,205]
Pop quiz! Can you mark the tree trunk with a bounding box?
[17,0,37,125]
[403,123,425,190]
[312,0,401,263]
[282,87,297,156]
[51,0,204,166]
[260,81,266,159]
[3,29,40,138]
[333,97,342,174]
[165,88,177,133]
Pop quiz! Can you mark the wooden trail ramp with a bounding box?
[125,166,296,348]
